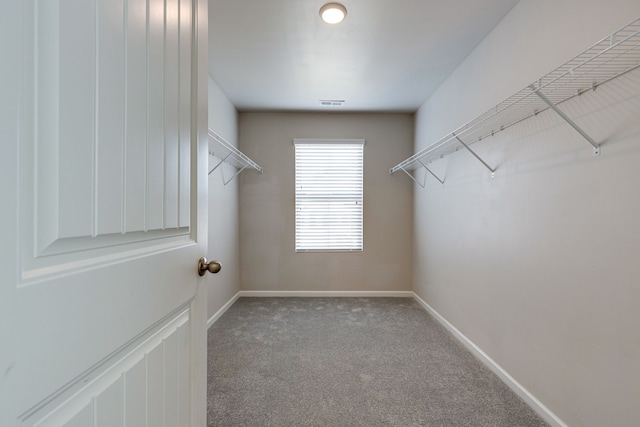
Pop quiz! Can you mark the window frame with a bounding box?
[294,138,364,253]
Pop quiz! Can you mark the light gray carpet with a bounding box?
[207,297,548,426]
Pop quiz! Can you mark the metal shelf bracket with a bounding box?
[208,130,264,185]
[400,166,426,188]
[398,159,445,188]
[530,85,601,156]
[208,152,233,175]
[418,160,445,185]
[453,134,496,177]
[222,164,249,186]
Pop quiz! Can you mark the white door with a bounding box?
[0,0,209,425]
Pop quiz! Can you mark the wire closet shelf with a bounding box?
[389,16,640,185]
[208,130,263,185]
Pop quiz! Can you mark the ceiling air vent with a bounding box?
[319,99,345,107]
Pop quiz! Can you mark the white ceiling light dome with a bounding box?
[320,3,347,24]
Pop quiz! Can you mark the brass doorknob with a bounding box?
[198,257,222,276]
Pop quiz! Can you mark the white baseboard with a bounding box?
[207,292,241,329]
[238,290,414,298]
[411,292,567,427]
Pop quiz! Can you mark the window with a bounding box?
[294,139,364,252]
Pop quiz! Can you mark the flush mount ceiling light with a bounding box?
[320,3,347,24]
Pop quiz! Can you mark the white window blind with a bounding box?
[295,139,364,252]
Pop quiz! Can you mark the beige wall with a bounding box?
[414,1,640,426]
[239,113,413,292]
[207,76,240,319]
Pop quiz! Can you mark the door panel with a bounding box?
[56,0,95,241]
[6,0,209,425]
[32,0,192,260]
[23,310,191,427]
[125,0,149,235]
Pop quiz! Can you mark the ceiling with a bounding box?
[208,0,520,113]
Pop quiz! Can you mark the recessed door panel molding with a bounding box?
[179,0,193,228]
[22,309,191,427]
[29,0,193,265]
[164,0,181,230]
[125,0,149,234]
[96,0,125,237]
